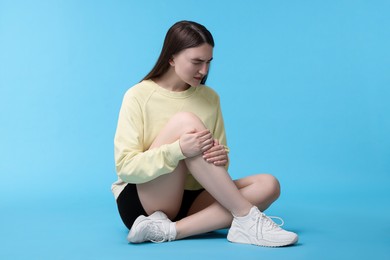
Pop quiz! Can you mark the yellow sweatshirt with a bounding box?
[111,79,228,199]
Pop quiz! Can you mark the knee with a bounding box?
[257,174,281,200]
[267,174,281,200]
[171,112,206,131]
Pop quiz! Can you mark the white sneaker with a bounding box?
[227,206,298,247]
[127,211,176,243]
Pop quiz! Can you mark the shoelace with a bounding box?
[258,213,285,231]
[145,223,168,243]
[268,216,285,227]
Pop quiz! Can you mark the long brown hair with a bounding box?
[142,21,215,85]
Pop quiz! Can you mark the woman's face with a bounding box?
[171,43,213,87]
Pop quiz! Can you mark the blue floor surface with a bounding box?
[1,1,389,259]
[2,185,389,260]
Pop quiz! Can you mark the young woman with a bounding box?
[112,20,298,247]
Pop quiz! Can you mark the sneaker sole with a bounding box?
[259,235,298,247]
[228,234,299,247]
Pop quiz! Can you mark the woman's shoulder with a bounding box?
[198,84,220,100]
[124,80,155,98]
[120,80,156,109]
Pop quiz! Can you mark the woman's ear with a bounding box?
[169,57,175,66]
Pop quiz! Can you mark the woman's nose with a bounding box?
[199,63,209,75]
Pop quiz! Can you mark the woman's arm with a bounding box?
[114,93,186,184]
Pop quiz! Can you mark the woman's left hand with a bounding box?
[203,139,228,166]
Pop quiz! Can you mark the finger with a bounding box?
[203,150,223,159]
[201,142,214,152]
[206,143,224,151]
[203,145,219,155]
[205,154,227,162]
[213,160,227,166]
[203,145,226,156]
[200,135,213,148]
[199,132,213,143]
[197,129,211,137]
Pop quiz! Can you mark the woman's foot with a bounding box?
[127,211,177,243]
[227,206,298,247]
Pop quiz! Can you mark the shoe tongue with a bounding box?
[246,206,261,217]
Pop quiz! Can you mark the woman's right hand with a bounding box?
[179,129,214,158]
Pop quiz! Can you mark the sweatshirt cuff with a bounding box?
[167,140,186,163]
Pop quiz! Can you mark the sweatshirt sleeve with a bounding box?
[114,92,186,184]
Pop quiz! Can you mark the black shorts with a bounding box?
[116,183,205,230]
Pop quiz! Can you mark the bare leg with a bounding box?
[129,112,297,247]
[183,153,253,216]
[175,174,281,239]
[137,112,252,219]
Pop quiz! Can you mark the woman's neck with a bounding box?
[153,70,190,92]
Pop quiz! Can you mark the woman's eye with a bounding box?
[191,60,211,65]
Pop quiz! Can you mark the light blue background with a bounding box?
[1,0,389,259]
